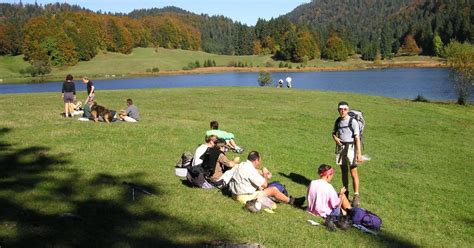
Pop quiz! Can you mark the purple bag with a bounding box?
[351,207,382,230]
[268,181,288,196]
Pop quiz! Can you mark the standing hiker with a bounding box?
[332,101,363,207]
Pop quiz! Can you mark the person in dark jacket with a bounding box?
[61,74,76,118]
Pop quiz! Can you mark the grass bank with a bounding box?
[0,48,445,84]
[0,87,472,247]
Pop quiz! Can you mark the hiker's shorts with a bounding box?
[233,191,266,204]
[336,143,357,168]
[63,92,74,103]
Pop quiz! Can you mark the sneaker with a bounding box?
[352,194,360,208]
[234,146,244,154]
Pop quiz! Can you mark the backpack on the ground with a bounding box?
[186,164,207,187]
[334,109,366,148]
[268,181,288,196]
[351,207,382,231]
[176,151,193,168]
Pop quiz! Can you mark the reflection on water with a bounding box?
[1,68,472,102]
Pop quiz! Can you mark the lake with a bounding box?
[1,68,472,102]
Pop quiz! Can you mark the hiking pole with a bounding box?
[122,181,154,201]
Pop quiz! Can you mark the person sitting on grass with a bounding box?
[306,164,352,219]
[228,151,305,207]
[119,98,140,122]
[200,138,240,186]
[206,120,243,153]
[192,135,218,167]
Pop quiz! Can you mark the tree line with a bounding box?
[0,0,472,68]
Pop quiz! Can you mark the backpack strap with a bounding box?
[333,117,342,135]
[348,117,355,138]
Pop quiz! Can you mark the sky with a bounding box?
[4,0,311,25]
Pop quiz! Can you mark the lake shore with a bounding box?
[1,58,446,84]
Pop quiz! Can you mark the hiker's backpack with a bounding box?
[176,151,193,168]
[334,109,366,148]
[351,207,382,231]
[186,165,207,187]
[268,181,288,196]
[200,147,222,177]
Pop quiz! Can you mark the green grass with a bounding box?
[0,88,472,247]
[0,48,444,84]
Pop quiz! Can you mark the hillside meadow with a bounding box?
[0,87,472,247]
[0,48,444,84]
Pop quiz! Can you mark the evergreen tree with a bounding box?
[432,33,443,57]
[380,24,393,59]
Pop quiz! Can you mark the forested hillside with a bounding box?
[0,0,471,71]
[286,0,473,59]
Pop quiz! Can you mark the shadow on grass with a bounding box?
[0,127,232,247]
[278,172,311,187]
[369,231,420,248]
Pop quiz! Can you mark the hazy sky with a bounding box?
[4,0,311,25]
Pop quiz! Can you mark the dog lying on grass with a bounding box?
[90,102,113,123]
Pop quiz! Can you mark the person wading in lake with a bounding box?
[332,101,363,207]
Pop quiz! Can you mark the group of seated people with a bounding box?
[73,98,140,123]
[186,121,306,212]
[185,120,353,224]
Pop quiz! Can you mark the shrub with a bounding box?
[152,67,160,73]
[413,94,429,102]
[265,61,274,67]
[257,71,273,87]
[25,61,51,77]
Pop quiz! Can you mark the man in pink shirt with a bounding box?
[306,164,351,218]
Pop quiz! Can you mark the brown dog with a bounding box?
[91,102,113,123]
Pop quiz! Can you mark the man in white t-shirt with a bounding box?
[192,135,217,166]
[228,151,304,206]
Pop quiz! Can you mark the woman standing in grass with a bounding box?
[61,74,76,118]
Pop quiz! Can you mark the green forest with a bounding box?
[0,0,472,69]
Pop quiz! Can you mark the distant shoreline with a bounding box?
[1,59,446,85]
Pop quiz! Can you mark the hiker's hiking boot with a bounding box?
[352,194,360,208]
[289,196,305,207]
[325,216,338,232]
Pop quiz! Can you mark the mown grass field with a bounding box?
[0,87,472,247]
[0,48,443,84]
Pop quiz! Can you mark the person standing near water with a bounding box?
[285,76,292,88]
[332,101,363,207]
[61,74,76,118]
[82,76,95,103]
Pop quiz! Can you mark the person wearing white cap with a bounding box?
[332,101,363,207]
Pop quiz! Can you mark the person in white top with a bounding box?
[192,135,217,166]
[228,151,305,206]
[285,76,292,88]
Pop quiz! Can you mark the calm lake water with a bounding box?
[1,68,472,101]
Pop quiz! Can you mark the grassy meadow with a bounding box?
[0,48,443,84]
[0,87,472,247]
